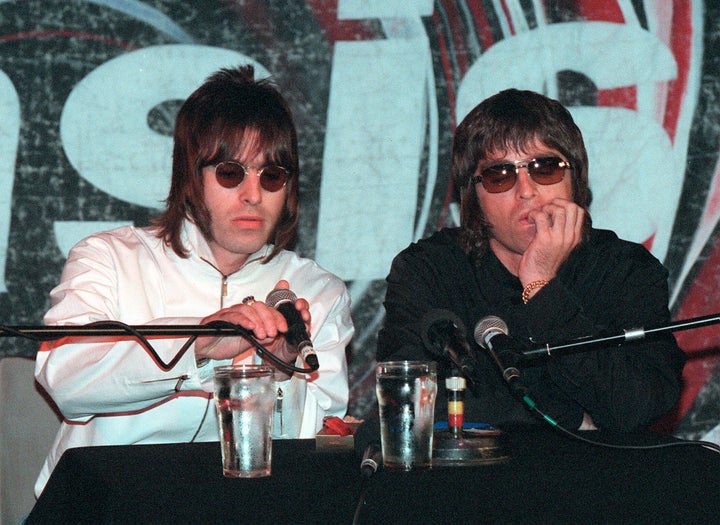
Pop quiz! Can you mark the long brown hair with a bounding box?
[452,89,592,260]
[154,65,299,262]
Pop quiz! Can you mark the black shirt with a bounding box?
[377,228,685,431]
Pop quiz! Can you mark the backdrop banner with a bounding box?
[0,0,718,440]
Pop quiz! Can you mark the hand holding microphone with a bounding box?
[265,286,319,370]
[193,282,318,376]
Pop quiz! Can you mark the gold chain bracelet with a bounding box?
[522,279,549,304]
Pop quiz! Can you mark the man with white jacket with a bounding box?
[34,65,354,496]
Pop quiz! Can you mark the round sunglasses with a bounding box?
[472,156,572,193]
[211,161,289,192]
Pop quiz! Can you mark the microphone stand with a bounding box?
[432,365,509,466]
[519,311,720,361]
[2,320,319,373]
[431,311,720,466]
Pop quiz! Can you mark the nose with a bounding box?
[514,167,537,199]
[237,170,262,204]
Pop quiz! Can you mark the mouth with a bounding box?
[518,208,539,227]
[233,215,264,229]
[518,210,532,224]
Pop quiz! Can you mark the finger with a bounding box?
[548,200,583,241]
[295,297,310,311]
[548,205,566,232]
[528,208,552,233]
[274,279,290,290]
[575,206,585,229]
[198,309,260,358]
[214,303,286,340]
[295,298,312,324]
[246,302,288,339]
[202,309,257,331]
[562,205,579,237]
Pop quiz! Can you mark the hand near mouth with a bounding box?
[518,198,585,290]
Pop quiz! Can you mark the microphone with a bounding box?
[421,309,478,379]
[473,316,526,396]
[265,288,319,370]
[360,443,382,477]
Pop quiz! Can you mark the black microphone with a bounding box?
[265,288,318,370]
[360,443,382,477]
[421,309,478,378]
[473,316,527,396]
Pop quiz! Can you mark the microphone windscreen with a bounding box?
[473,315,508,348]
[265,288,297,307]
[420,309,466,355]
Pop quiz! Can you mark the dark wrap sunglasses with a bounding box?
[472,156,572,193]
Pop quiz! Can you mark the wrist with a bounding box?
[194,337,221,363]
[522,279,549,304]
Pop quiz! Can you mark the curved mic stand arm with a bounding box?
[3,320,319,373]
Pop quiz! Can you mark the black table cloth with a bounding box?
[27,425,720,523]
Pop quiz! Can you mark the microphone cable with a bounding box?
[352,474,371,525]
[473,315,720,454]
[520,394,720,454]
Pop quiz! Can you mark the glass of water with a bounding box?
[213,364,275,478]
[375,360,437,470]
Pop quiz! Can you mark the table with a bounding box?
[27,425,720,523]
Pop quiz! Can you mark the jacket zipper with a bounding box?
[221,274,228,307]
